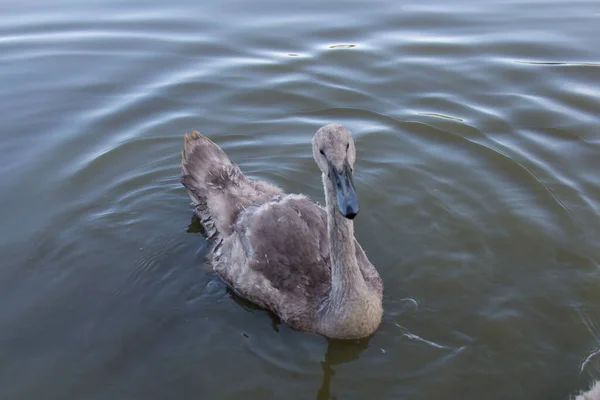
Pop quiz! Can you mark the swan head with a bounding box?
[312,124,359,219]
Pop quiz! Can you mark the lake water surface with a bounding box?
[1,0,600,399]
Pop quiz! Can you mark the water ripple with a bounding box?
[1,0,600,398]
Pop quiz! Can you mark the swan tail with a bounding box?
[180,130,245,239]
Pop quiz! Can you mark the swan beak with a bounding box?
[331,161,359,219]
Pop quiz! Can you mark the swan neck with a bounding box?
[323,174,362,300]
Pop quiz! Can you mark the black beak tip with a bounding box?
[344,207,358,220]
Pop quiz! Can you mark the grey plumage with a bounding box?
[180,125,383,339]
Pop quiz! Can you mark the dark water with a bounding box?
[1,0,599,399]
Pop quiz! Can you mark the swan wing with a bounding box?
[213,195,331,331]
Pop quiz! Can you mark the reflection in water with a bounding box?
[575,381,600,400]
[189,210,370,399]
[328,44,357,49]
[187,213,206,235]
[418,112,464,121]
[514,60,600,67]
[577,307,600,375]
[317,338,370,400]
[571,307,600,400]
[227,287,283,332]
[189,209,370,399]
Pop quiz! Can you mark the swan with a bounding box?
[180,124,383,339]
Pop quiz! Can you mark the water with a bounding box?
[1,0,599,398]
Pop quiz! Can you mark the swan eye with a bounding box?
[319,149,325,156]
[346,143,349,150]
